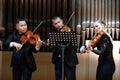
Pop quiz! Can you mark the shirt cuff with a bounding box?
[9,42,14,47]
[35,46,40,51]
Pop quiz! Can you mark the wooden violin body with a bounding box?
[90,30,104,48]
[20,30,40,45]
[86,30,105,53]
[20,30,48,46]
[61,26,71,32]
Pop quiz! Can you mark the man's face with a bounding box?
[16,21,27,34]
[52,17,64,30]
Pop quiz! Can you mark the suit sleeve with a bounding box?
[5,32,15,49]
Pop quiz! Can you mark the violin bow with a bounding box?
[32,20,45,33]
[65,11,75,25]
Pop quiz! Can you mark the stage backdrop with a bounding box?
[0,0,119,52]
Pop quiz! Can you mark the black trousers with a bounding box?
[12,66,32,80]
[55,62,76,80]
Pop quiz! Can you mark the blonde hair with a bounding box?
[94,20,106,27]
[94,20,113,43]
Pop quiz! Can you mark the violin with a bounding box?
[90,30,104,47]
[19,20,49,46]
[87,30,104,53]
[20,30,48,46]
[60,25,71,32]
[60,12,75,32]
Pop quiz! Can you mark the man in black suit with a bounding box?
[51,16,79,80]
[5,18,42,80]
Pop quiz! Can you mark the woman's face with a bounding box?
[93,22,103,33]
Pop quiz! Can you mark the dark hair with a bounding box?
[52,16,61,21]
[15,18,26,24]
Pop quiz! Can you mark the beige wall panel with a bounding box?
[1,41,120,80]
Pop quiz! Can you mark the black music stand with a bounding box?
[49,32,78,80]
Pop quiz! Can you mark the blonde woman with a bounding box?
[80,20,115,80]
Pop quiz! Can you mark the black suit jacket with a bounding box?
[5,30,38,72]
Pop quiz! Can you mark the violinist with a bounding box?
[80,20,115,80]
[5,18,42,80]
[51,16,78,80]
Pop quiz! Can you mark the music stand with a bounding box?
[49,32,78,80]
